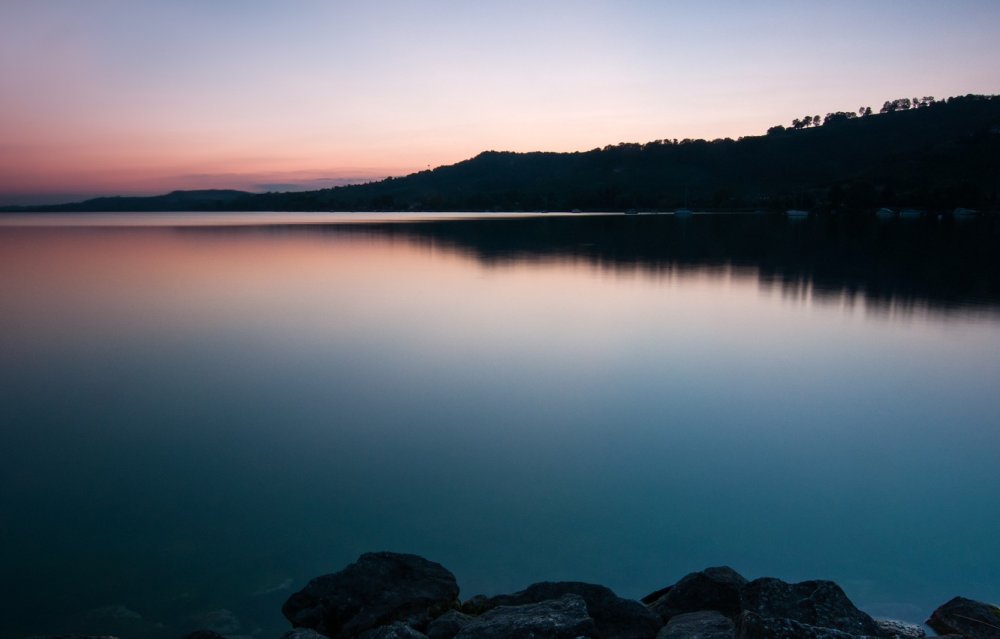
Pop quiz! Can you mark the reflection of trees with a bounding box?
[407,215,1000,315]
[187,214,1000,315]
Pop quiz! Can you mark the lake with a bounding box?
[1,212,998,638]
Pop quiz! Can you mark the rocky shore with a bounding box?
[31,551,1000,639]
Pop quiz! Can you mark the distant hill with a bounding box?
[1,189,252,213]
[5,94,999,213]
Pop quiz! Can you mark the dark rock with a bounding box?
[453,594,600,639]
[356,622,429,639]
[656,610,734,638]
[470,580,659,639]
[735,611,860,638]
[646,566,748,622]
[926,596,1000,639]
[282,552,460,639]
[280,630,331,639]
[874,619,925,638]
[458,595,490,616]
[641,586,672,606]
[739,578,882,637]
[425,610,472,639]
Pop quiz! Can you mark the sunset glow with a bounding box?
[2,0,998,204]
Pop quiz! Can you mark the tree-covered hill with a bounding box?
[7,94,999,213]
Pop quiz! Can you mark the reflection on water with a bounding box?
[174,213,1000,316]
[0,213,998,639]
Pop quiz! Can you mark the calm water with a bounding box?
[1,212,998,638]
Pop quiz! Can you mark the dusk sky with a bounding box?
[1,0,998,204]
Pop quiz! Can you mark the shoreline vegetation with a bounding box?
[31,551,1000,639]
[3,94,998,216]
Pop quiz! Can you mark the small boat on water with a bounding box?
[674,208,693,217]
[786,209,810,219]
[624,208,639,215]
[953,207,979,219]
[876,207,895,219]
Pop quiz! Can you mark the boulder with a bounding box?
[926,596,1000,639]
[458,595,490,616]
[735,611,861,638]
[645,566,748,622]
[425,610,472,639]
[739,578,882,637]
[470,581,659,639]
[282,552,460,639]
[874,619,925,639]
[453,593,600,639]
[356,622,429,639]
[656,610,735,638]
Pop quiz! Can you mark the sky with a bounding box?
[1,0,998,204]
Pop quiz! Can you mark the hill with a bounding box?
[6,94,999,213]
[0,189,252,213]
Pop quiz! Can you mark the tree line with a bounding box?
[773,95,943,133]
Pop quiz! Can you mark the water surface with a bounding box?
[1,212,998,638]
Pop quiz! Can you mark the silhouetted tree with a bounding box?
[881,98,912,113]
[823,111,857,125]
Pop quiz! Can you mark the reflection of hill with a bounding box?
[205,214,1000,314]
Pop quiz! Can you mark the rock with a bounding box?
[739,578,882,637]
[645,566,748,622]
[280,630,330,639]
[179,632,227,639]
[458,595,490,616]
[657,610,734,638]
[926,596,1000,639]
[453,593,600,639]
[470,580,659,639]
[281,552,460,639]
[356,622,429,639]
[425,610,472,639]
[641,586,672,606]
[874,619,925,638]
[735,611,861,638]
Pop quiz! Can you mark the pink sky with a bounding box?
[1,1,998,204]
